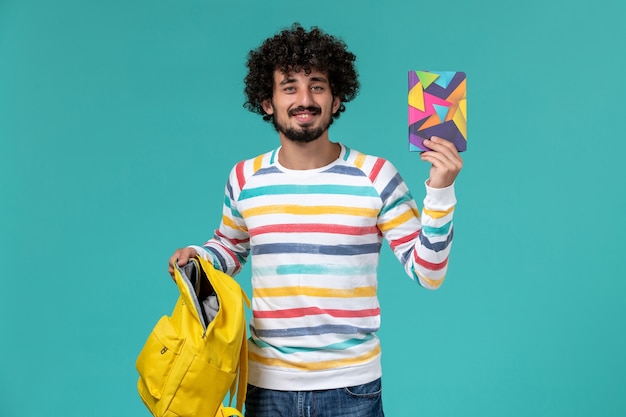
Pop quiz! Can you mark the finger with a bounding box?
[175,249,196,267]
[423,137,463,162]
[421,146,463,172]
[422,148,461,173]
[168,257,176,278]
[168,252,185,276]
[426,136,455,148]
[420,149,459,170]
[177,251,192,266]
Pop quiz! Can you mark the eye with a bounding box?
[311,85,324,92]
[283,86,296,93]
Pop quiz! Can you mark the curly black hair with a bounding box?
[243,23,360,122]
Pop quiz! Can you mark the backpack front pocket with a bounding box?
[136,315,185,400]
[167,353,237,417]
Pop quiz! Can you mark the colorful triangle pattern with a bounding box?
[408,70,467,152]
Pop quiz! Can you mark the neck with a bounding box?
[278,135,340,170]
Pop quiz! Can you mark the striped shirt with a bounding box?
[191,143,456,391]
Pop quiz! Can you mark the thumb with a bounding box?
[177,253,191,266]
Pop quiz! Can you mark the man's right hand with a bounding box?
[168,247,199,280]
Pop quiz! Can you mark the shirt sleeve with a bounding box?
[189,164,250,277]
[376,161,456,289]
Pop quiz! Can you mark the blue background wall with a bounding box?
[1,0,625,416]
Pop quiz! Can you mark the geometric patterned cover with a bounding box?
[408,70,467,152]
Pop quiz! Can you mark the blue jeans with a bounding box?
[244,378,385,417]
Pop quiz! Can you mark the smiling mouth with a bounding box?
[289,107,321,123]
[294,113,315,122]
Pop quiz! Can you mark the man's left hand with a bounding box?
[420,136,463,189]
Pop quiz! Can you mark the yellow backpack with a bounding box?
[136,257,250,417]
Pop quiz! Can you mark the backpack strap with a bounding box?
[225,288,251,414]
[235,323,248,411]
[237,289,251,410]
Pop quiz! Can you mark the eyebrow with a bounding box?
[278,75,329,86]
[279,77,296,86]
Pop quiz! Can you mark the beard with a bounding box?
[272,106,332,143]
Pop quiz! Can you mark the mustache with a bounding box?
[288,106,321,117]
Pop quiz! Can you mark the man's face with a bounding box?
[262,69,341,143]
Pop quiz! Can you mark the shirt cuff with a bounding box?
[188,245,210,261]
[424,180,457,211]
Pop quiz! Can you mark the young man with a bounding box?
[169,24,462,417]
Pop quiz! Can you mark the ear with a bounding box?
[332,96,341,114]
[261,99,274,115]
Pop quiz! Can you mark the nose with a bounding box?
[296,88,314,107]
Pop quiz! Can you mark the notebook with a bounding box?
[408,70,467,152]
